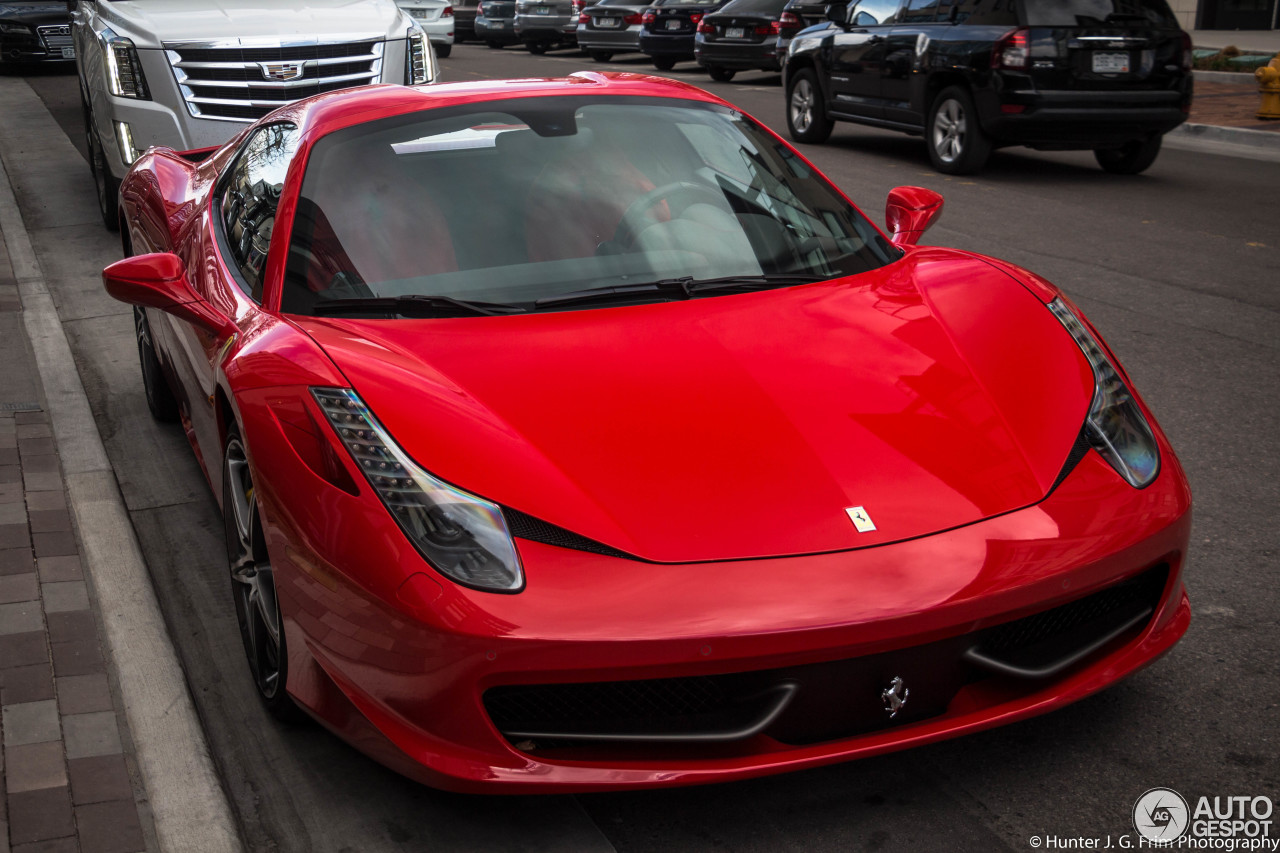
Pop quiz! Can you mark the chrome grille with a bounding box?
[165,40,385,123]
[38,25,73,51]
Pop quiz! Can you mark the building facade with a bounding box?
[1169,0,1279,30]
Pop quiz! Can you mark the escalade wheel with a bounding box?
[84,105,121,232]
[1095,134,1162,175]
[927,86,991,175]
[786,69,833,144]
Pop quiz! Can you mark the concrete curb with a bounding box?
[0,132,242,851]
[1169,120,1280,150]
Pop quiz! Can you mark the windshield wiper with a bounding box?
[533,274,826,309]
[313,294,526,318]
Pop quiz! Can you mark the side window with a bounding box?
[899,0,943,22]
[219,123,300,301]
[850,0,903,24]
[944,0,1019,26]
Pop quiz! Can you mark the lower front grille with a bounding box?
[165,40,385,122]
[484,564,1169,752]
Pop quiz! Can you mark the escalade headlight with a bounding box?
[405,25,437,85]
[312,388,524,592]
[100,28,150,99]
[1049,298,1160,488]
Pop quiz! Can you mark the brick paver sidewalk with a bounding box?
[1,226,152,852]
[1191,78,1280,131]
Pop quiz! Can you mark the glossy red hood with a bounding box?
[293,248,1093,563]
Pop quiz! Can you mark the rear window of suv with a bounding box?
[1022,0,1178,28]
[943,0,1177,28]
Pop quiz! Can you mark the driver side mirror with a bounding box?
[885,186,944,246]
[102,253,236,338]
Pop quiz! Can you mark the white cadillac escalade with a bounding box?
[70,0,440,230]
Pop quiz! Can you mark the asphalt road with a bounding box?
[7,44,1280,852]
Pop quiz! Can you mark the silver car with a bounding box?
[514,0,582,52]
[576,0,651,61]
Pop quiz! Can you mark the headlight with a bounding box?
[0,22,33,34]
[100,28,150,99]
[405,25,436,85]
[1049,298,1160,488]
[311,388,524,592]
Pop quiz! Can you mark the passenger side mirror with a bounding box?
[885,186,944,246]
[102,253,236,338]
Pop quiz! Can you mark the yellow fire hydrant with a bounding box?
[1258,53,1280,120]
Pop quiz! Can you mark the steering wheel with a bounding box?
[612,181,729,247]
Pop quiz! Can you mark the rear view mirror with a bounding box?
[885,186,944,246]
[102,253,236,338]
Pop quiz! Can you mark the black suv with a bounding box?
[783,0,1193,174]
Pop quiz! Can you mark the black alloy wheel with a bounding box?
[134,308,179,422]
[224,428,304,722]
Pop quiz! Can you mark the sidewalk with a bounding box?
[1,212,152,850]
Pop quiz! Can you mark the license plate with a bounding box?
[1092,51,1129,73]
[725,26,744,38]
[409,8,428,17]
[535,5,551,13]
[597,16,619,26]
[490,20,505,26]
[665,18,681,29]
[62,46,76,59]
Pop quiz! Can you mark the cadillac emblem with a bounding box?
[880,676,909,718]
[260,61,305,82]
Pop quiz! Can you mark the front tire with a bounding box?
[786,69,833,144]
[224,427,303,723]
[84,105,120,232]
[134,308,179,423]
[707,65,735,82]
[1094,134,1162,175]
[652,56,677,71]
[927,86,991,175]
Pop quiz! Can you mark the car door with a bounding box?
[881,0,944,126]
[824,0,903,120]
[165,122,300,475]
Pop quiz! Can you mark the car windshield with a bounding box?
[282,96,897,316]
[1020,0,1178,28]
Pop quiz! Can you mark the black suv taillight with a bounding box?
[992,27,1030,71]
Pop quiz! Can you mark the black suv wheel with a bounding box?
[786,69,833,144]
[927,86,991,175]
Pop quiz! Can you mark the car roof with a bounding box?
[274,72,730,139]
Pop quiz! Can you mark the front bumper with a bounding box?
[0,32,74,64]
[245,379,1193,793]
[978,88,1191,148]
[695,37,783,71]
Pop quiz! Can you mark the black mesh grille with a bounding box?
[501,507,637,560]
[172,41,380,63]
[487,676,727,731]
[188,80,364,102]
[978,565,1167,655]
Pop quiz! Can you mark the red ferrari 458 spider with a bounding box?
[102,72,1191,793]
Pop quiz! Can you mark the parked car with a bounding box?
[639,0,729,69]
[104,71,1191,794]
[396,0,456,58]
[514,0,583,52]
[779,0,828,27]
[695,0,803,80]
[0,0,73,66]
[69,0,439,232]
[476,0,521,47]
[784,0,1193,175]
[451,0,480,40]
[576,0,651,62]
